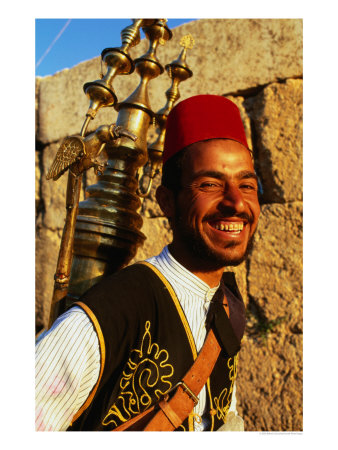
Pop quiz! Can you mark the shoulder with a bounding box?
[75,263,167,332]
[79,263,161,306]
[36,306,94,346]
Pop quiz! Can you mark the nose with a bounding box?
[218,183,245,214]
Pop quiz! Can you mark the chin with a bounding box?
[208,248,247,267]
[192,233,255,269]
[187,239,246,269]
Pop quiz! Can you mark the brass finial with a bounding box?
[169,34,194,75]
[180,34,195,49]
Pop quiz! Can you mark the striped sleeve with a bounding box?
[35,306,100,431]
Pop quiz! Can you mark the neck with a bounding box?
[168,243,225,288]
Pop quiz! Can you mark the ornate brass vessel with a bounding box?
[47,19,194,327]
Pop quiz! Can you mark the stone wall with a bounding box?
[35,19,303,431]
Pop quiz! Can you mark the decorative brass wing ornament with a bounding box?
[46,124,137,181]
[46,136,85,181]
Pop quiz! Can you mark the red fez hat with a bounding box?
[163,95,249,164]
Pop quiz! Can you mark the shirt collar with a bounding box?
[159,246,220,300]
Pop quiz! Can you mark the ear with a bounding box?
[156,185,176,220]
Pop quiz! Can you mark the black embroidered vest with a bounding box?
[68,262,246,431]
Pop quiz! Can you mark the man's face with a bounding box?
[171,139,260,268]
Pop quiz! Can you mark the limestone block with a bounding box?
[130,216,172,263]
[37,19,302,145]
[225,95,252,150]
[236,328,303,431]
[35,227,63,330]
[237,201,303,430]
[246,79,303,203]
[247,202,303,329]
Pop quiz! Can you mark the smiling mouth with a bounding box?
[209,221,244,233]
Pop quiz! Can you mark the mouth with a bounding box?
[208,220,245,235]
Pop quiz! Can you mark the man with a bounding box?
[35,95,260,431]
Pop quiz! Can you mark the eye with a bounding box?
[199,182,223,192]
[201,182,217,187]
[240,182,257,191]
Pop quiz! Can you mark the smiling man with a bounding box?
[157,138,260,286]
[35,95,260,432]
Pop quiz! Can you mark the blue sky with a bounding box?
[35,19,196,77]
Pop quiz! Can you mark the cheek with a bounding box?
[177,191,220,229]
[186,194,214,224]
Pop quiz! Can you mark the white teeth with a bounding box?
[213,222,244,231]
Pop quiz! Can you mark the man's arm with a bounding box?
[35,307,100,431]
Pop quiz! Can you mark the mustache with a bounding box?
[204,211,254,224]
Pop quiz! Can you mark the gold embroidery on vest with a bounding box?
[102,321,174,427]
[138,262,197,359]
[213,354,238,422]
[206,378,215,431]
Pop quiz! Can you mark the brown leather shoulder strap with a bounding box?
[143,328,221,431]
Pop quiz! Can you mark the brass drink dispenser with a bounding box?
[46,19,194,327]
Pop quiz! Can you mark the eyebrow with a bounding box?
[192,170,258,182]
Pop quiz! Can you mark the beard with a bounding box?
[172,210,256,270]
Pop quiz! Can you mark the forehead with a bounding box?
[182,139,254,179]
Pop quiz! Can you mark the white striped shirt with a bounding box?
[35,308,100,431]
[35,246,237,431]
